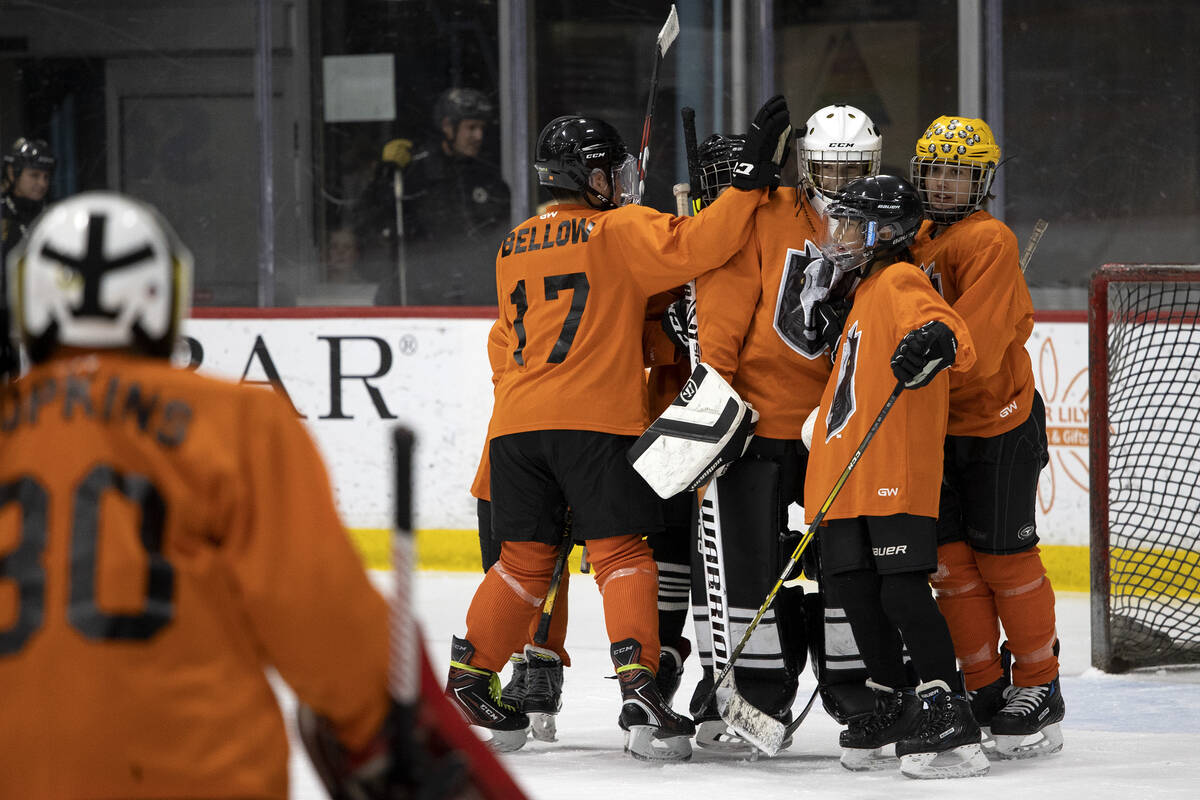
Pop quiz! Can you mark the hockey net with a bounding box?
[1090,264,1200,672]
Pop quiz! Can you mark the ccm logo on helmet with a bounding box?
[828,142,856,147]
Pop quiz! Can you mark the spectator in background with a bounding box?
[324,225,368,283]
[1,136,56,380]
[366,88,511,306]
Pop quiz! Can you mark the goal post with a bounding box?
[1090,264,1200,673]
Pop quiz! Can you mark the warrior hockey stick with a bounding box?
[709,379,907,756]
[533,509,573,645]
[391,427,419,708]
[636,4,680,199]
[1020,218,1049,274]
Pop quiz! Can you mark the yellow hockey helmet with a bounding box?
[910,116,1000,223]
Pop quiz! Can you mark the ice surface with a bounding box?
[281,572,1200,799]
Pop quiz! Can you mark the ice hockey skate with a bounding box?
[896,679,990,779]
[990,677,1065,759]
[655,640,690,706]
[500,652,527,709]
[522,644,564,742]
[689,668,792,757]
[839,681,923,771]
[612,639,695,761]
[967,674,1009,754]
[445,636,530,752]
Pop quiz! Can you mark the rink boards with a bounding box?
[183,311,1095,591]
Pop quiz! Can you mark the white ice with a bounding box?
[282,572,1200,800]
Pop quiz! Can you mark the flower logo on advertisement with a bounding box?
[1035,334,1089,514]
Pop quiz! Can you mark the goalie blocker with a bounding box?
[629,362,759,499]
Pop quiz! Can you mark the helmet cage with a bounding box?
[800,148,880,198]
[699,159,738,206]
[909,156,996,224]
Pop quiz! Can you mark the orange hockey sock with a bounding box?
[463,540,559,672]
[931,540,1004,690]
[586,535,661,673]
[975,548,1059,686]
[525,564,572,667]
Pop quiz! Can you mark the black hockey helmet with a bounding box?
[697,133,746,207]
[821,174,923,276]
[432,88,495,129]
[4,137,56,179]
[534,115,637,207]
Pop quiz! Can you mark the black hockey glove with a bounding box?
[814,298,852,353]
[661,296,691,353]
[890,320,957,390]
[731,95,792,191]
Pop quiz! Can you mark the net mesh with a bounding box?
[1103,273,1200,669]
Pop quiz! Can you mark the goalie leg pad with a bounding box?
[629,363,758,499]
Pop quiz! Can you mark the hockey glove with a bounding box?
[890,320,957,389]
[731,95,792,191]
[381,137,413,169]
[661,296,691,354]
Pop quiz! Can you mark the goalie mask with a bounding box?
[697,133,746,207]
[9,191,192,364]
[821,175,922,279]
[910,115,1000,224]
[798,105,881,208]
[534,115,639,208]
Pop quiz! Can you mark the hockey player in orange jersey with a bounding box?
[803,175,988,779]
[0,192,526,800]
[674,106,884,752]
[445,97,792,761]
[910,115,1064,759]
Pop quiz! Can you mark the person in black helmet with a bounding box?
[369,88,511,305]
[1,136,56,380]
[444,99,792,761]
[803,174,987,779]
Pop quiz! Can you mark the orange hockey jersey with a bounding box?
[695,187,833,439]
[909,211,1035,437]
[487,186,766,439]
[805,263,976,521]
[0,353,389,799]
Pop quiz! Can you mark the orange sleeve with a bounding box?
[890,265,977,376]
[604,187,767,298]
[944,223,1024,380]
[694,232,762,382]
[227,388,390,751]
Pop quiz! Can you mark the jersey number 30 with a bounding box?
[0,464,175,656]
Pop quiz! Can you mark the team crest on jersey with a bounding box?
[826,320,861,441]
[920,259,944,297]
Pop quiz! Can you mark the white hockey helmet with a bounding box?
[798,104,882,202]
[8,191,192,363]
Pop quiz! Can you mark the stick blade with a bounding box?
[721,691,787,757]
[658,4,680,54]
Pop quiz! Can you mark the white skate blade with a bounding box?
[529,712,558,742]
[695,719,755,754]
[900,743,990,779]
[624,725,692,762]
[721,692,786,757]
[486,726,530,753]
[840,745,897,772]
[993,722,1064,760]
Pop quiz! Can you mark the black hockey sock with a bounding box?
[828,569,909,688]
[879,571,958,688]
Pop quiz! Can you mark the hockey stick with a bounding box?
[709,379,907,756]
[636,4,680,199]
[1020,218,1049,274]
[681,106,702,216]
[393,168,408,304]
[533,509,573,645]
[387,427,470,796]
